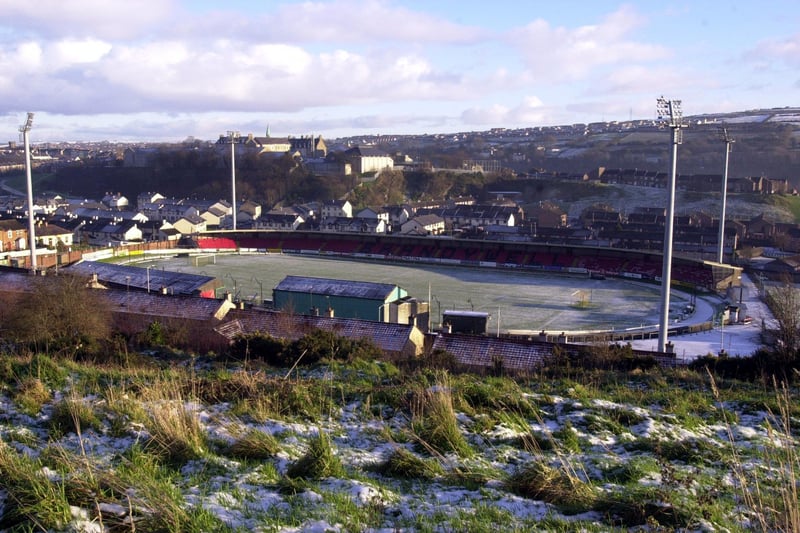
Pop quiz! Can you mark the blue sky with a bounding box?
[1,0,798,142]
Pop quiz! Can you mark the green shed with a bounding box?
[272,275,408,321]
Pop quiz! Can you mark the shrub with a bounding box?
[228,333,286,365]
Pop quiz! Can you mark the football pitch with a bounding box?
[141,253,671,333]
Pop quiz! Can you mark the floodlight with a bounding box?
[227,131,240,231]
[655,97,686,353]
[20,112,37,273]
[717,127,735,263]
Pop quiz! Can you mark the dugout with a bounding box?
[442,310,490,335]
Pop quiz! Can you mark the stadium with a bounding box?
[168,229,741,344]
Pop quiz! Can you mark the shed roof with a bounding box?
[274,275,397,300]
[68,260,219,296]
[104,290,234,321]
[220,308,414,354]
[431,333,557,372]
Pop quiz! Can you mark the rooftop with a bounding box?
[274,275,398,301]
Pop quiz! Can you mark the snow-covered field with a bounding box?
[142,252,773,359]
[145,253,667,333]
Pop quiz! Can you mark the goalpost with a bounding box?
[571,289,591,308]
[192,253,217,267]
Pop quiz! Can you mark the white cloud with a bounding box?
[1,0,177,40]
[51,39,113,66]
[508,5,670,82]
[744,33,800,68]
[460,96,549,127]
[261,0,487,44]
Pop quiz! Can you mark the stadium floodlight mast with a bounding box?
[656,97,685,353]
[717,127,735,263]
[228,131,240,230]
[19,112,36,273]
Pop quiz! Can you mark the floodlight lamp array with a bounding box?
[19,112,34,133]
[719,127,735,145]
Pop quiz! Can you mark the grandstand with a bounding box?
[188,230,738,293]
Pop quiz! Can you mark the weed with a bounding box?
[552,420,581,453]
[409,372,473,458]
[286,429,345,480]
[137,377,208,463]
[13,376,50,415]
[224,428,281,460]
[506,459,597,514]
[0,440,72,530]
[47,396,102,439]
[377,446,443,479]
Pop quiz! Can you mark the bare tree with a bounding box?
[7,273,112,357]
[765,276,800,361]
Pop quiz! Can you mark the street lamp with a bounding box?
[228,131,240,230]
[224,273,238,301]
[145,264,159,293]
[251,276,263,305]
[19,113,36,273]
[717,127,735,264]
[656,96,686,353]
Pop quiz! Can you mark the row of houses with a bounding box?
[590,167,794,194]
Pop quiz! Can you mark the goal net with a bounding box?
[192,253,216,267]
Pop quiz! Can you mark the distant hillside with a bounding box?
[496,178,799,226]
[343,107,800,187]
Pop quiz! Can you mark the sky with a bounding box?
[1,0,798,143]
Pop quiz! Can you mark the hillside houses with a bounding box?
[0,219,27,252]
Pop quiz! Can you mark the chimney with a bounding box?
[325,306,334,318]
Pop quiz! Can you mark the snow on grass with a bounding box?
[0,360,798,531]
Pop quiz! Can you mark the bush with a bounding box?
[228,333,286,365]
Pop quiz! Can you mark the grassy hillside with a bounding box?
[1,349,798,531]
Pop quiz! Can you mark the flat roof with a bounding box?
[69,260,219,296]
[274,275,397,300]
[443,310,490,318]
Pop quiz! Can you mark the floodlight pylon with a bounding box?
[656,97,685,353]
[717,127,735,263]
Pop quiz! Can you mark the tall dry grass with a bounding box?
[709,370,799,532]
[137,375,207,463]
